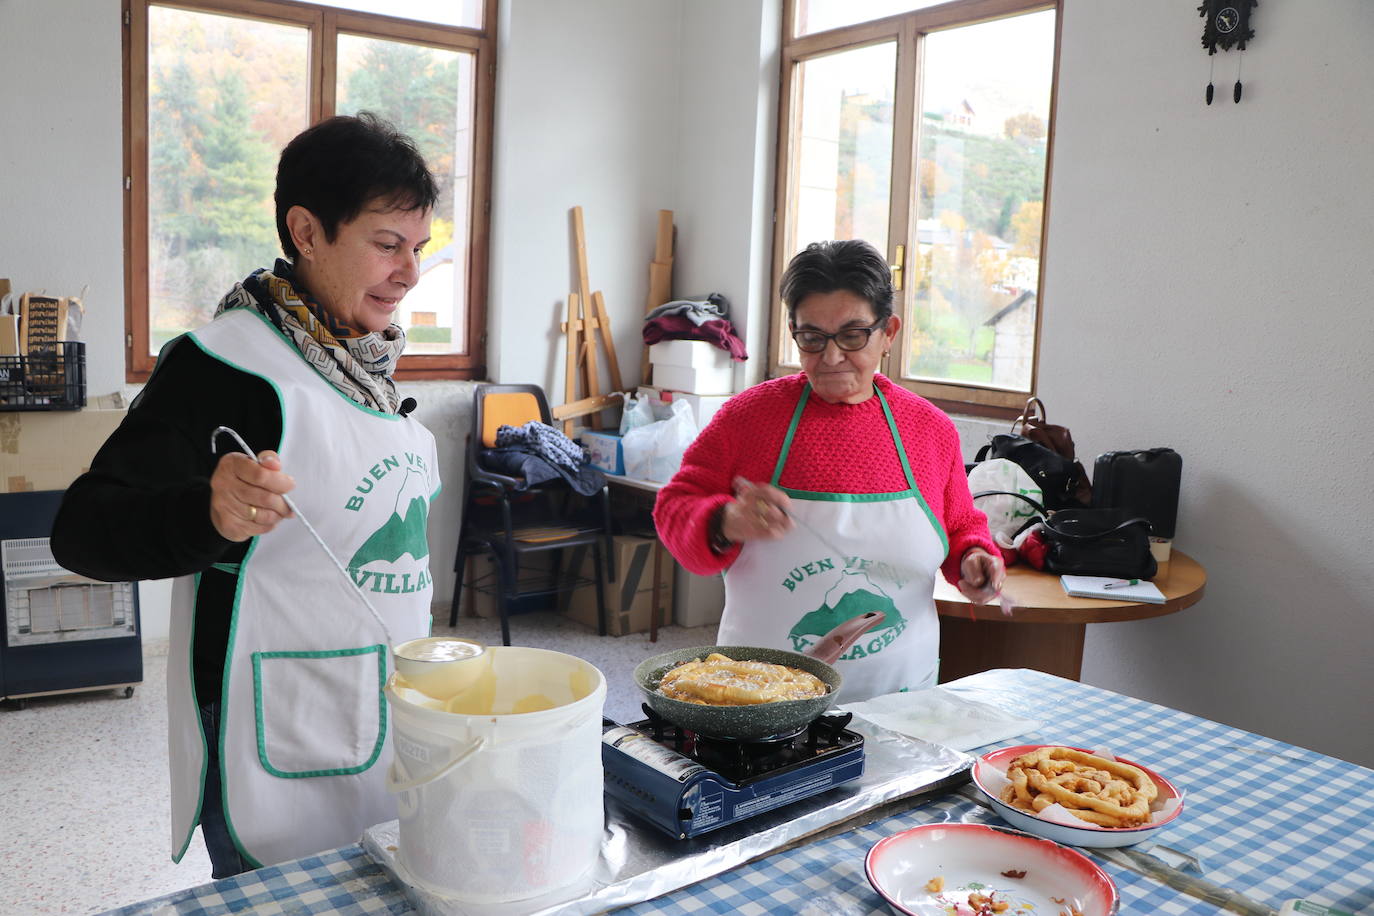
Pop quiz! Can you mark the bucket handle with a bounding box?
[385,737,486,794]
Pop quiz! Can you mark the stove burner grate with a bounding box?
[637,704,859,782]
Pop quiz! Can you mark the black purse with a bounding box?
[1041,508,1158,579]
[974,490,1158,579]
[975,434,1089,510]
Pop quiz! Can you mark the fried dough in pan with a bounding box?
[657,652,828,706]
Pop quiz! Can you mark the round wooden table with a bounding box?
[933,550,1206,682]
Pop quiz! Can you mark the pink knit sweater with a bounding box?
[653,373,996,586]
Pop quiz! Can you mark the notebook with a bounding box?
[1060,575,1166,604]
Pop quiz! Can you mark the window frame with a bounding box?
[122,0,496,383]
[770,0,1062,418]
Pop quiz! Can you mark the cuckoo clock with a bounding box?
[1199,1,1257,103]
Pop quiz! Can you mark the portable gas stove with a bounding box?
[601,707,865,839]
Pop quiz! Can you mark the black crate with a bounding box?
[0,342,86,411]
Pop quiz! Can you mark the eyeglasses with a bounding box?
[790,321,887,353]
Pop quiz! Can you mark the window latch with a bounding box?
[890,244,905,291]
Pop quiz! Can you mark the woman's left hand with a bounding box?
[957,547,1005,604]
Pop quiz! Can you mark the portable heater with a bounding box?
[0,490,141,707]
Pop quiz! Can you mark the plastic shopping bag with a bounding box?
[967,458,1044,548]
[618,391,656,436]
[622,399,698,482]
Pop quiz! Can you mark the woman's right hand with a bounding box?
[209,451,296,542]
[721,477,794,544]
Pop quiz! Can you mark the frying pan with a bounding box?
[633,611,885,740]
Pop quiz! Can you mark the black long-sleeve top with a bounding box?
[51,335,282,702]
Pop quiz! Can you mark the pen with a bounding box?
[1102,578,1140,589]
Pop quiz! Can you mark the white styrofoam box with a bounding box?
[632,386,676,422]
[669,391,731,428]
[673,569,725,629]
[637,386,731,429]
[652,362,734,396]
[649,340,733,370]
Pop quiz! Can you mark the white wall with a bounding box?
[488,0,683,395]
[0,0,125,398]
[490,0,778,396]
[671,0,780,390]
[1044,0,1374,765]
[6,0,1373,767]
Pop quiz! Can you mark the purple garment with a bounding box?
[642,314,749,361]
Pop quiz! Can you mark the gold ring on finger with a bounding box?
[247,504,259,522]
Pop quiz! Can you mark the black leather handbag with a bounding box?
[974,434,1090,510]
[1041,507,1158,579]
[974,490,1157,579]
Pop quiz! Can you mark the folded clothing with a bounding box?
[646,293,731,326]
[480,448,607,496]
[495,420,585,471]
[643,313,748,361]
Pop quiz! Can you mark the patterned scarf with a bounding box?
[214,259,406,414]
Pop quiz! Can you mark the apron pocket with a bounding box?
[251,645,387,778]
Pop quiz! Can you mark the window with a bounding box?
[123,0,495,381]
[772,0,1058,414]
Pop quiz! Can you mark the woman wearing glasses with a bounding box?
[654,239,1003,702]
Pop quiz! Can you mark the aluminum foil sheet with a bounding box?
[361,722,972,916]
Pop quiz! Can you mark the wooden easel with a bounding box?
[554,206,624,435]
[643,210,674,385]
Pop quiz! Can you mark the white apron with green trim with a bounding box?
[717,384,947,705]
[166,308,439,868]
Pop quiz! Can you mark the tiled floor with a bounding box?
[0,609,718,915]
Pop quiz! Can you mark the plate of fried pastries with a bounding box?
[972,744,1184,848]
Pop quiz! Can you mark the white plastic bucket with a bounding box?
[384,646,606,904]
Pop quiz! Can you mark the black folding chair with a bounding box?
[448,383,615,646]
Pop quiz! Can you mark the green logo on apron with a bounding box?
[347,465,433,594]
[787,569,907,660]
[350,497,429,567]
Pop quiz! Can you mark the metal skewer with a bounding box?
[781,507,850,562]
[783,504,1013,614]
[210,426,395,650]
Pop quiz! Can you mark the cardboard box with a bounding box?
[18,293,68,355]
[456,551,558,619]
[561,535,675,636]
[581,430,625,475]
[0,316,18,356]
[0,407,127,493]
[651,362,734,396]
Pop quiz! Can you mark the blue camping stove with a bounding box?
[602,709,865,839]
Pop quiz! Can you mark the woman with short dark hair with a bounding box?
[53,113,440,876]
[655,239,1003,702]
[781,238,896,323]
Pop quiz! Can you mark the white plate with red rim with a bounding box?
[865,823,1119,916]
[972,744,1184,848]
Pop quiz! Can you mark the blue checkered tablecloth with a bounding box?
[103,846,413,916]
[617,797,1237,916]
[947,670,1374,915]
[102,669,1374,916]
